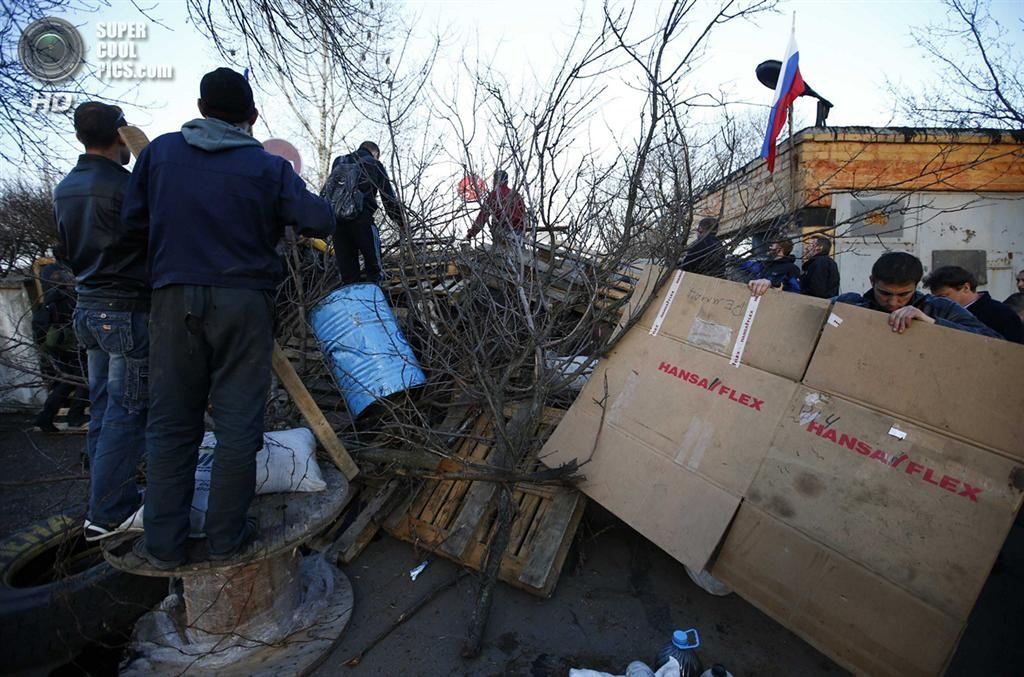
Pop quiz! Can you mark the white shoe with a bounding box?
[83,508,144,542]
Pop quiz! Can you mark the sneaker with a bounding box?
[132,537,185,571]
[83,509,144,542]
[33,416,58,433]
[65,411,90,428]
[208,516,260,561]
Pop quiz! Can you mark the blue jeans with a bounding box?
[74,308,149,528]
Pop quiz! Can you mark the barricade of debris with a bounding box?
[268,234,658,655]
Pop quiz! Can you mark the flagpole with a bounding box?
[788,12,798,239]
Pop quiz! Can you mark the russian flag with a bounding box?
[760,29,805,173]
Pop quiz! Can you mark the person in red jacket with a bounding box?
[465,170,526,244]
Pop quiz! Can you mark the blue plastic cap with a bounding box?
[671,628,700,649]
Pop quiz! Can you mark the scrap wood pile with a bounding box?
[266,235,656,652]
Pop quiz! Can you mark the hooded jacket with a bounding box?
[122,118,333,291]
[834,289,1001,338]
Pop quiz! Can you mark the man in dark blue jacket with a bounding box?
[834,252,999,337]
[327,141,405,285]
[123,68,334,568]
[54,102,149,542]
[680,217,727,278]
[746,238,801,295]
[923,265,1022,342]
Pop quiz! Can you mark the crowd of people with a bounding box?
[34,62,1022,571]
[677,219,1024,342]
[49,67,334,567]
[729,229,1024,340]
[37,62,537,569]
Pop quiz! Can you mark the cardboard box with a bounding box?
[712,503,965,677]
[545,272,1020,675]
[542,322,799,572]
[804,302,1024,460]
[746,386,1024,620]
[618,268,831,381]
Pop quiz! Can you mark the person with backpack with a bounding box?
[322,141,405,285]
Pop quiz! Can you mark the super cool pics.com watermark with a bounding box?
[19,17,174,112]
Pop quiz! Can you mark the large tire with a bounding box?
[0,514,166,673]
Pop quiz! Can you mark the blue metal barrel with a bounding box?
[309,283,426,417]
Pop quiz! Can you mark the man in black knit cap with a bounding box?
[123,67,334,568]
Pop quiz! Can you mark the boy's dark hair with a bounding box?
[697,216,718,234]
[493,169,509,185]
[358,141,380,156]
[809,234,831,255]
[871,251,924,285]
[1005,293,1024,313]
[774,238,794,256]
[73,102,125,148]
[923,265,977,292]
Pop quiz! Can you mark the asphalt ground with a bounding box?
[1,413,1020,676]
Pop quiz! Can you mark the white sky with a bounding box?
[5,0,1023,180]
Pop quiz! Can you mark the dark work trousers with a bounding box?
[143,285,274,562]
[334,211,382,285]
[36,351,88,425]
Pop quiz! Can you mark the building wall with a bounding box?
[0,282,45,411]
[831,191,1024,300]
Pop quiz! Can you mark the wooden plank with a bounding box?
[407,477,442,519]
[272,342,359,480]
[439,481,496,559]
[419,478,458,524]
[330,480,402,564]
[519,490,585,595]
[506,492,541,557]
[384,488,418,531]
[431,476,474,530]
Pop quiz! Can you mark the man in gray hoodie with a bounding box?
[122,68,334,568]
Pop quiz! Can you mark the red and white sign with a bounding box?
[262,138,302,174]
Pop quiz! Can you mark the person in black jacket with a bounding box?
[54,102,149,542]
[1005,293,1024,322]
[834,252,999,337]
[328,141,406,285]
[32,256,88,431]
[123,68,334,568]
[800,235,840,298]
[746,238,801,295]
[923,265,1023,342]
[680,217,727,278]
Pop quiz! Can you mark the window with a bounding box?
[932,250,987,285]
[844,197,906,238]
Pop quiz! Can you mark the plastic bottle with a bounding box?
[657,628,703,677]
[700,665,734,677]
[625,661,656,677]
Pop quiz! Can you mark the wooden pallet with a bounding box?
[384,410,584,598]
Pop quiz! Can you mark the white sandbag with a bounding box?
[132,427,326,538]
